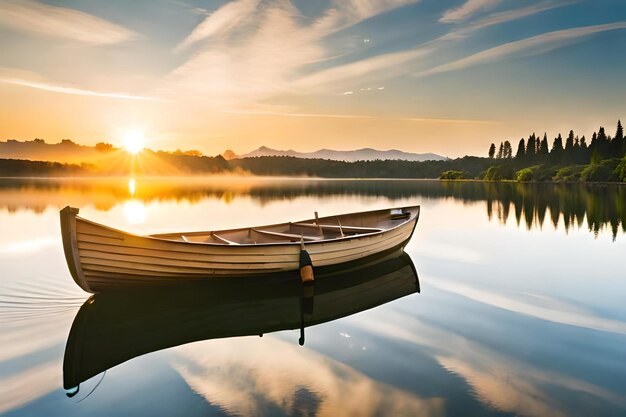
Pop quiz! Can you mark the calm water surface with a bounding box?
[1,178,625,417]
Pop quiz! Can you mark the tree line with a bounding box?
[488,120,626,164]
[483,120,626,182]
[490,120,625,163]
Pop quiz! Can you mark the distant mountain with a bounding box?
[227,146,447,162]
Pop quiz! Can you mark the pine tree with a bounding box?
[503,140,512,158]
[597,127,609,158]
[539,133,550,156]
[614,120,624,157]
[488,143,496,159]
[565,130,574,152]
[497,142,504,159]
[526,134,536,159]
[515,138,525,159]
[578,135,587,163]
[535,135,541,155]
[551,133,564,163]
[553,134,564,152]
[590,132,598,148]
[564,130,574,163]
[573,136,581,164]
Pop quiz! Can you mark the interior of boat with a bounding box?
[149,207,416,245]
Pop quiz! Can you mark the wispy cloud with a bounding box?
[0,0,138,44]
[440,0,578,41]
[176,0,418,51]
[223,109,375,119]
[175,0,260,51]
[440,0,501,23]
[223,108,494,125]
[294,46,431,90]
[170,0,573,107]
[0,75,157,101]
[416,22,626,78]
[335,0,419,24]
[403,117,494,124]
[167,1,328,106]
[293,1,573,93]
[168,0,210,16]
[470,0,578,32]
[168,0,420,106]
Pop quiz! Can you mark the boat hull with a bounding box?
[60,205,419,292]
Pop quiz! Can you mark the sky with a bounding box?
[0,0,625,158]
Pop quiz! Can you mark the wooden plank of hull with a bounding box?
[61,205,420,292]
[81,247,411,292]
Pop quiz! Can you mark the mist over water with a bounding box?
[1,178,625,417]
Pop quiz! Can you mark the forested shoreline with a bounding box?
[462,120,626,182]
[1,120,625,182]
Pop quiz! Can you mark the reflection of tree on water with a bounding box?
[0,178,623,239]
[479,183,625,240]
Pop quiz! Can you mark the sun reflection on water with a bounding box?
[128,178,136,196]
[123,200,146,225]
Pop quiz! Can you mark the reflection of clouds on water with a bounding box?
[0,236,86,413]
[0,316,69,362]
[429,277,626,335]
[0,361,60,414]
[172,336,445,417]
[0,237,57,256]
[352,309,626,417]
[0,291,82,413]
[435,355,564,417]
[416,242,483,264]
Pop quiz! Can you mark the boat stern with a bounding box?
[400,205,420,249]
[60,206,92,293]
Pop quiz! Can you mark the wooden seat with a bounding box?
[251,228,321,241]
[292,223,383,234]
[211,232,240,245]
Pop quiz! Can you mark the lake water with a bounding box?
[1,178,625,417]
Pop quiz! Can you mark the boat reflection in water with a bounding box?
[63,250,419,396]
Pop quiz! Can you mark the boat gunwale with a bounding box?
[73,205,420,248]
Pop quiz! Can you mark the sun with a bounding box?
[122,129,145,154]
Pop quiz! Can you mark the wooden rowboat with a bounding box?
[63,251,419,392]
[60,205,420,292]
